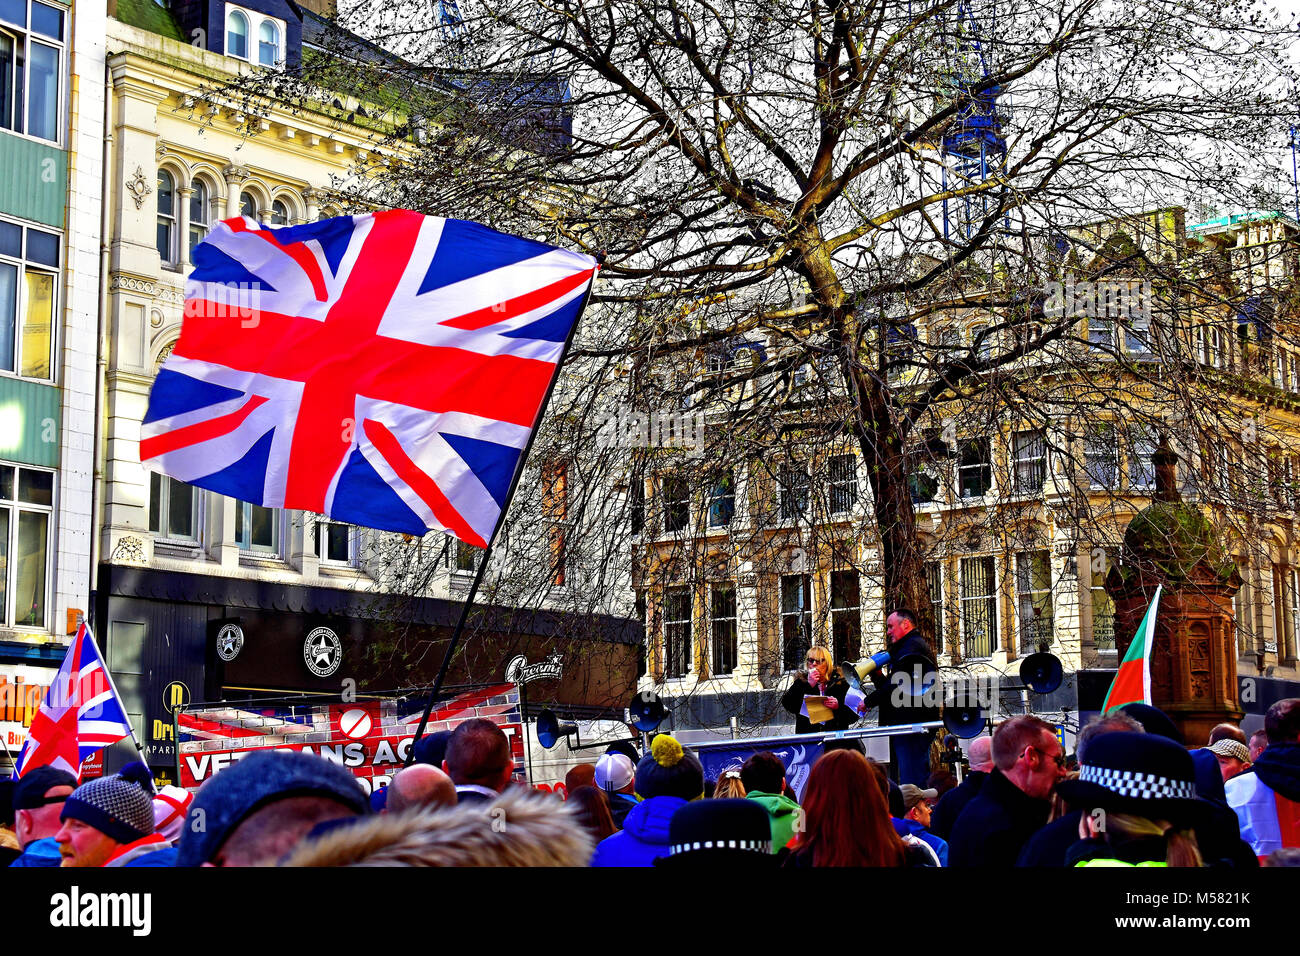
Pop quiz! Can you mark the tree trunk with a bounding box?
[801,239,936,648]
[848,363,936,646]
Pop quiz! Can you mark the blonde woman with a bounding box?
[781,645,854,735]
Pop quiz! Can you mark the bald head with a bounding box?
[967,736,994,772]
[385,765,456,814]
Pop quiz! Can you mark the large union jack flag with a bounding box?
[141,211,597,546]
[11,623,134,779]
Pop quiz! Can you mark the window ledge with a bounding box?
[1006,488,1046,501]
[448,571,481,590]
[0,624,52,637]
[0,128,61,150]
[238,552,289,570]
[0,369,57,387]
[154,540,201,558]
[318,563,365,578]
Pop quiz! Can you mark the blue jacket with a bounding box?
[893,817,949,866]
[9,837,62,867]
[590,796,685,867]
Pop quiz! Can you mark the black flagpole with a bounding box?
[404,259,601,765]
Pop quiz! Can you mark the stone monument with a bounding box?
[1105,435,1243,743]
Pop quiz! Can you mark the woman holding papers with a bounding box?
[781,646,856,735]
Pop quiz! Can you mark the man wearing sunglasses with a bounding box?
[9,767,76,868]
[947,715,1067,868]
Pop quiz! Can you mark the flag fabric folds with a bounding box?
[140,211,597,547]
[1101,584,1162,715]
[11,622,134,779]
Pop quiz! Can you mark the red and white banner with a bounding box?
[177,684,523,794]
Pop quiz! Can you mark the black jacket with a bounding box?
[1254,742,1300,801]
[930,770,987,840]
[946,768,1051,868]
[781,675,855,734]
[863,632,940,727]
[607,792,638,829]
[1016,811,1083,866]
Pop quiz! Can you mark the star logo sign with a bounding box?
[216,623,244,662]
[304,626,343,677]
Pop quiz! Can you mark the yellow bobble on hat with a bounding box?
[651,734,684,767]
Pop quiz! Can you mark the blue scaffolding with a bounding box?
[939,0,1007,241]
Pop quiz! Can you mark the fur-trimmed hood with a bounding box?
[280,788,594,867]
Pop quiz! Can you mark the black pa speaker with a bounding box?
[628,692,668,733]
[536,709,578,749]
[1020,652,1064,695]
[943,704,987,739]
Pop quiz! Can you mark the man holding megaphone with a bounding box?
[844,609,940,787]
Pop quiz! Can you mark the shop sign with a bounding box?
[0,664,55,754]
[504,651,563,684]
[303,626,343,677]
[216,624,244,662]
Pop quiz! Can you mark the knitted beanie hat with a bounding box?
[634,734,704,801]
[61,762,156,844]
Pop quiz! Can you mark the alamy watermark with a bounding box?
[595,405,705,457]
[1043,278,1151,323]
[184,282,262,327]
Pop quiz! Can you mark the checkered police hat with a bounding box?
[1057,732,1205,823]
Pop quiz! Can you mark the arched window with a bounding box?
[239,191,257,220]
[188,179,210,257]
[156,169,176,264]
[258,20,279,67]
[226,10,249,59]
[270,200,289,225]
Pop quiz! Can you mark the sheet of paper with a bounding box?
[804,695,833,724]
[845,686,866,714]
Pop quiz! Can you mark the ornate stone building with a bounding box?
[628,207,1300,744]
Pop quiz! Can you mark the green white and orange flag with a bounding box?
[1101,584,1162,714]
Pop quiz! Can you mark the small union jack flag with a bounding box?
[11,623,135,779]
[141,211,597,546]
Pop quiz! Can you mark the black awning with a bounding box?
[99,564,640,645]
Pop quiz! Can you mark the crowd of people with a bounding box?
[3,667,1299,866]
